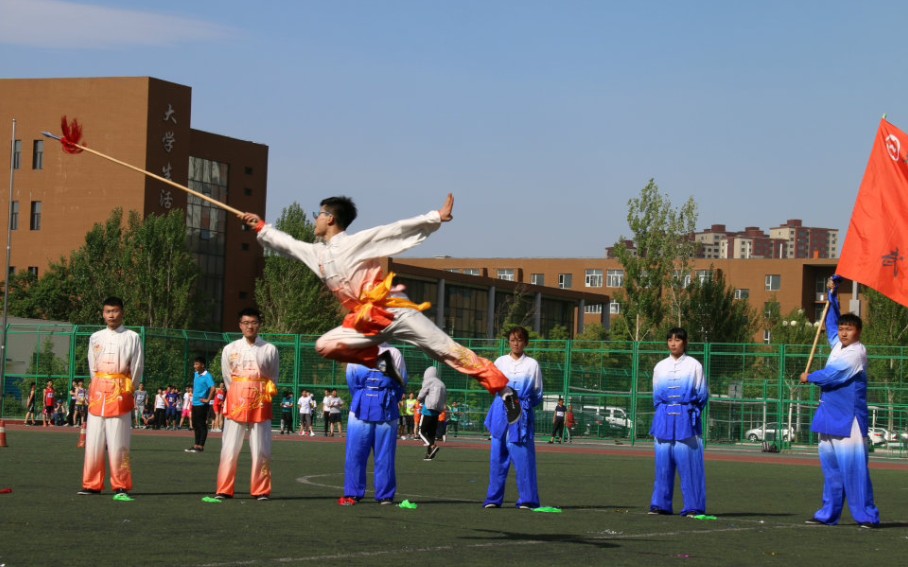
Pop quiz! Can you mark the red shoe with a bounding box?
[338,496,358,506]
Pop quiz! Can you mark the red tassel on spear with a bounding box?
[43,116,243,216]
[59,115,84,154]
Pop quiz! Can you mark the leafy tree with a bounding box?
[495,284,537,337]
[612,179,697,340]
[254,203,341,334]
[861,287,908,431]
[5,208,204,328]
[767,307,819,345]
[681,270,756,343]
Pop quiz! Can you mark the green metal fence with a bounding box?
[3,324,907,453]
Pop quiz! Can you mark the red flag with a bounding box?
[839,119,908,307]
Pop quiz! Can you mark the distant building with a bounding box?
[0,77,268,330]
[396,256,856,343]
[693,219,838,260]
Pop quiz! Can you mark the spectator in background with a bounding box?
[212,383,226,432]
[133,384,148,429]
[73,379,87,428]
[404,392,417,440]
[565,404,576,444]
[417,367,447,460]
[179,386,193,430]
[321,389,332,437]
[153,388,166,430]
[549,398,566,444]
[42,380,55,428]
[297,389,315,437]
[448,401,461,438]
[25,383,37,426]
[187,357,215,453]
[280,391,294,435]
[329,388,345,437]
[53,399,67,426]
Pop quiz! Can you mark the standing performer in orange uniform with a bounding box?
[213,308,279,501]
[79,297,144,502]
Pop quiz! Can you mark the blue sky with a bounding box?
[2,0,905,258]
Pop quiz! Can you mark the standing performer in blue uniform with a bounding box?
[483,326,544,510]
[800,276,880,528]
[340,344,407,505]
[649,327,709,517]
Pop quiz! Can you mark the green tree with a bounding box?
[768,307,819,345]
[682,270,756,343]
[254,203,341,334]
[612,179,698,340]
[861,287,908,431]
[5,208,204,328]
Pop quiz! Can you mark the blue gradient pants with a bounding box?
[484,436,539,508]
[650,436,706,515]
[814,419,880,525]
[344,413,398,501]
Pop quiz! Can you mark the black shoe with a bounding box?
[483,503,500,509]
[255,494,270,501]
[185,447,198,453]
[428,445,440,460]
[77,489,101,495]
[805,517,830,525]
[500,387,521,424]
[376,350,405,387]
[648,507,671,515]
[858,522,879,529]
[214,493,232,500]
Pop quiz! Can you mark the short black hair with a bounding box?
[507,326,530,342]
[320,196,357,230]
[103,296,124,309]
[666,327,688,342]
[839,313,863,332]
[194,356,206,365]
[238,307,262,321]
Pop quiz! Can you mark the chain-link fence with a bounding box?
[3,324,907,454]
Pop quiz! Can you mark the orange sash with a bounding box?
[88,373,135,417]
[226,376,277,424]
[345,272,431,335]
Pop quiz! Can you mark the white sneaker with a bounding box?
[309,432,314,437]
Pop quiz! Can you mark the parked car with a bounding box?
[745,423,791,442]
[867,427,893,446]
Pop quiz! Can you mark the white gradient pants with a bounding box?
[82,413,132,492]
[216,418,272,497]
[814,418,880,525]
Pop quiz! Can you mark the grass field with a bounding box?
[1,424,906,566]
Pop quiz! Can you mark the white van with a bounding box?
[581,406,633,430]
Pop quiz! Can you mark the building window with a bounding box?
[531,273,545,286]
[244,166,253,175]
[585,269,603,288]
[609,300,621,315]
[606,269,624,287]
[8,266,14,276]
[32,140,44,170]
[734,289,750,300]
[27,266,38,277]
[585,304,603,314]
[244,187,253,196]
[763,330,772,344]
[241,243,250,251]
[558,273,573,289]
[696,270,712,284]
[29,201,41,230]
[764,301,779,319]
[463,268,480,276]
[765,274,781,291]
[13,140,21,170]
[239,291,248,299]
[10,201,18,231]
[497,268,515,281]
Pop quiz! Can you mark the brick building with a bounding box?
[0,77,268,330]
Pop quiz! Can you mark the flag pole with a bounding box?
[1,119,17,418]
[803,301,830,374]
[41,131,244,217]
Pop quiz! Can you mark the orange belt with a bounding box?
[88,373,135,417]
[347,272,431,335]
[226,376,276,423]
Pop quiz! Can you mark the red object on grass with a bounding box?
[0,488,12,494]
[60,115,84,154]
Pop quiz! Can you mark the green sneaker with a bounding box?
[202,496,223,504]
[398,499,418,510]
[112,492,134,502]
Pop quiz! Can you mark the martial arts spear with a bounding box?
[42,116,243,216]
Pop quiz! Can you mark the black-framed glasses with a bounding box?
[312,211,333,220]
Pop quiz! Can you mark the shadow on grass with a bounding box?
[715,512,796,518]
[465,528,620,549]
